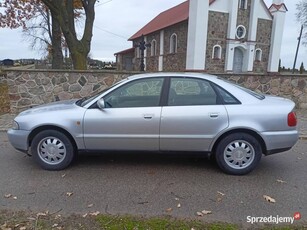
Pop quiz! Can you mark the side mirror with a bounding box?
[97,98,105,110]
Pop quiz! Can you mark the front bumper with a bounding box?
[261,130,299,155]
[7,129,31,153]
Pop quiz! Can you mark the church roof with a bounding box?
[129,0,216,40]
[129,0,272,41]
[269,3,288,12]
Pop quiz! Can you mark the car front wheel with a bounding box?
[215,133,262,175]
[31,130,75,170]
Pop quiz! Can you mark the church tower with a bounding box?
[268,0,287,72]
[186,0,210,70]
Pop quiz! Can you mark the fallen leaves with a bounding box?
[82,211,100,218]
[276,179,287,184]
[66,192,73,197]
[196,210,212,217]
[37,211,49,217]
[4,194,17,200]
[216,191,225,202]
[4,194,12,198]
[263,195,276,203]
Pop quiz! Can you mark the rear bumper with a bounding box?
[7,129,30,153]
[261,130,299,155]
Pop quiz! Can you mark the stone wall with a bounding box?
[219,73,307,109]
[1,70,307,113]
[0,72,10,114]
[2,70,133,113]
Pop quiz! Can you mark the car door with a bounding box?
[83,77,164,151]
[160,77,229,152]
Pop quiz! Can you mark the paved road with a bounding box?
[0,131,306,227]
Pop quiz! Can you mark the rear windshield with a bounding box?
[235,85,265,100]
[219,78,265,100]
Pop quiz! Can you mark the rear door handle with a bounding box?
[210,113,219,118]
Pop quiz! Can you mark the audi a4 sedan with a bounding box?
[7,73,299,175]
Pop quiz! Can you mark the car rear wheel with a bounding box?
[31,130,75,170]
[215,133,262,175]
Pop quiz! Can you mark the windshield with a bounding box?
[77,79,127,107]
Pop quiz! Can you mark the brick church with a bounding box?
[115,0,287,73]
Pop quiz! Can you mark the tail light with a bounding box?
[288,112,297,127]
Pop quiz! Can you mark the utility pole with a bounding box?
[292,25,304,74]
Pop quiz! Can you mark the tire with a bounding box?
[215,133,262,175]
[31,130,75,170]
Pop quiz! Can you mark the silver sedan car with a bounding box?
[7,73,298,175]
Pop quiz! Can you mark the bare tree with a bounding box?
[41,0,97,70]
[296,0,307,45]
[0,0,64,69]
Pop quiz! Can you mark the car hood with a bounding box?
[19,99,79,116]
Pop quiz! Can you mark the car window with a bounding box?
[168,78,217,106]
[214,85,240,104]
[104,78,164,108]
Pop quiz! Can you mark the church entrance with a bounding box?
[233,48,244,73]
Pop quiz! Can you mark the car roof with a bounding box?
[127,72,218,81]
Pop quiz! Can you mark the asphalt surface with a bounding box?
[0,131,307,227]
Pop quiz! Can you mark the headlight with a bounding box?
[12,121,19,130]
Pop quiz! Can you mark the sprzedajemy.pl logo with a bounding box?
[247,212,301,225]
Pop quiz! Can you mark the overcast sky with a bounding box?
[0,0,305,68]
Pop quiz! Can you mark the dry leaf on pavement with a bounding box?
[4,194,12,198]
[87,204,94,208]
[263,195,276,203]
[196,212,203,217]
[276,179,286,183]
[89,211,100,216]
[166,208,172,212]
[66,192,73,197]
[201,210,212,215]
[217,191,225,196]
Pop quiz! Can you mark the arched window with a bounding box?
[239,0,247,9]
[170,33,177,54]
[255,49,262,61]
[212,45,222,59]
[151,40,157,56]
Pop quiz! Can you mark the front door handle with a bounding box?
[143,114,154,119]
